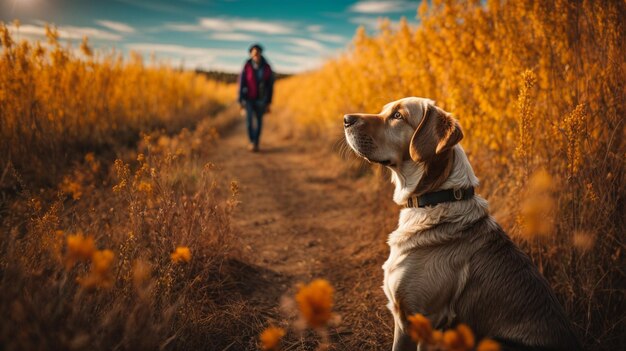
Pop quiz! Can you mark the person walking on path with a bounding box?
[238,43,274,152]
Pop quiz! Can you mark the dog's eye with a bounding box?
[391,111,403,120]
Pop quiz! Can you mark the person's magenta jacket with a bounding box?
[238,57,274,105]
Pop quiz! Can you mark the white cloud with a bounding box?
[126,43,241,58]
[307,25,323,33]
[349,1,415,14]
[312,33,345,43]
[167,17,293,35]
[270,53,325,73]
[164,23,204,32]
[286,38,326,52]
[96,20,135,33]
[210,32,255,42]
[10,24,47,37]
[122,43,327,74]
[230,19,292,34]
[11,24,122,41]
[349,16,385,31]
[197,18,230,31]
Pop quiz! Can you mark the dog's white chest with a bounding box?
[382,246,408,325]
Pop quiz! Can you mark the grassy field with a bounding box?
[0,23,233,189]
[1,1,625,349]
[0,24,262,350]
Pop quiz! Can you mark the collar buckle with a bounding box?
[453,188,463,200]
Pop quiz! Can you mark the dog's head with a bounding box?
[344,97,464,195]
[343,97,463,167]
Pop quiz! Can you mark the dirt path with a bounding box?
[209,111,395,349]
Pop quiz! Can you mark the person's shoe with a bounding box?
[247,144,255,152]
[253,144,260,152]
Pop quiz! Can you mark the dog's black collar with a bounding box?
[404,187,475,208]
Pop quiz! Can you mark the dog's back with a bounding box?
[397,216,582,351]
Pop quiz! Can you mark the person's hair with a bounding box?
[248,43,263,54]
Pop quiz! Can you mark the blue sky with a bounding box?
[1,0,420,73]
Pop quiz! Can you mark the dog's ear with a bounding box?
[409,104,463,162]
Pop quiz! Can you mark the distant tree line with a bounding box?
[195,69,291,84]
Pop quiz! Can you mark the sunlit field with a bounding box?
[0,23,233,188]
[1,0,625,350]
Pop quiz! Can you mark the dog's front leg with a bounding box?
[392,321,417,351]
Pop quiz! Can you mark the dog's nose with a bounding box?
[344,114,359,128]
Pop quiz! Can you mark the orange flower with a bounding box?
[92,250,114,275]
[171,246,191,263]
[477,339,501,351]
[431,330,443,343]
[407,313,433,343]
[259,326,285,350]
[65,233,95,268]
[443,330,462,350]
[442,324,475,351]
[456,324,475,349]
[295,279,334,328]
[79,250,115,290]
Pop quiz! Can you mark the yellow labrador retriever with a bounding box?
[343,97,581,351]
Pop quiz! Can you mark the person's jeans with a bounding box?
[245,100,265,147]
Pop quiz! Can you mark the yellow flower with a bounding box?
[259,326,285,350]
[171,246,191,263]
[407,313,433,343]
[65,233,95,268]
[295,279,334,328]
[477,339,501,351]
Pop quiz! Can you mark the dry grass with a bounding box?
[275,1,625,349]
[0,22,233,189]
[0,24,267,350]
[0,114,272,349]
[1,2,625,349]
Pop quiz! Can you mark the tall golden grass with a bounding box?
[276,0,625,348]
[0,22,233,188]
[1,21,258,350]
